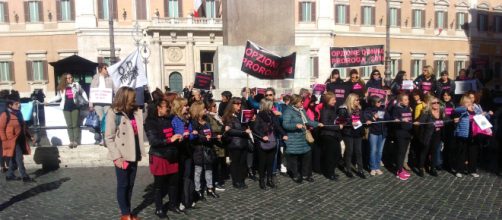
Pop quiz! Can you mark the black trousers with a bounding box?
[213,157,229,185]
[395,135,411,172]
[153,173,179,210]
[456,137,479,173]
[257,147,276,179]
[287,150,312,178]
[343,136,363,172]
[320,135,341,177]
[419,132,441,168]
[229,149,248,184]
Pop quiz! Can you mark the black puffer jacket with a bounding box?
[391,104,413,137]
[363,106,390,136]
[224,114,250,150]
[319,105,342,140]
[144,115,179,163]
[252,111,286,142]
[191,119,214,167]
[418,110,445,146]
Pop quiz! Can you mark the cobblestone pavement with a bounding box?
[0,167,501,220]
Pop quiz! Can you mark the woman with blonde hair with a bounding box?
[414,65,437,95]
[338,93,365,179]
[49,73,88,148]
[104,87,145,220]
[417,96,445,177]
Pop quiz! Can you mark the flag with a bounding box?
[108,48,148,89]
[193,0,203,17]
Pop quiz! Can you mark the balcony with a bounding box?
[148,17,223,32]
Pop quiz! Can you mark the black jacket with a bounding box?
[326,80,348,107]
[418,111,445,146]
[252,111,286,140]
[191,119,214,166]
[346,81,366,98]
[319,105,342,140]
[144,115,179,163]
[338,106,364,137]
[413,75,437,95]
[391,104,413,137]
[436,79,455,95]
[366,78,383,90]
[363,106,390,136]
[223,114,250,150]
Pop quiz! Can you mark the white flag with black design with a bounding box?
[108,48,148,89]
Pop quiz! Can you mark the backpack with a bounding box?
[100,110,123,134]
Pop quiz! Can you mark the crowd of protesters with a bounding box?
[0,62,500,220]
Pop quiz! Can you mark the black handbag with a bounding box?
[203,146,216,164]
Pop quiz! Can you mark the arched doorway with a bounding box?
[169,72,183,92]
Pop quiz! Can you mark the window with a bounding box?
[57,0,74,21]
[360,66,372,78]
[454,60,465,75]
[98,57,112,66]
[456,12,468,30]
[0,61,13,82]
[205,0,216,18]
[435,11,448,29]
[339,68,347,79]
[361,6,374,26]
[299,1,315,23]
[0,2,9,23]
[98,0,118,20]
[411,60,424,78]
[26,60,47,81]
[335,4,349,25]
[310,57,319,78]
[389,8,401,27]
[412,9,425,28]
[495,16,502,33]
[24,1,42,23]
[390,59,401,77]
[478,14,488,32]
[136,0,147,20]
[434,60,447,76]
[164,0,180,18]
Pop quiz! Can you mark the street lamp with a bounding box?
[384,0,392,86]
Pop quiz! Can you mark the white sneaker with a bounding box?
[455,173,463,178]
[471,173,480,178]
[281,164,287,173]
[370,170,376,176]
[375,169,384,175]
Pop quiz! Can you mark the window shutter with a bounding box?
[26,61,33,81]
[3,3,9,23]
[423,59,427,67]
[463,13,468,29]
[98,57,104,64]
[24,1,29,22]
[444,11,448,29]
[334,4,338,24]
[313,57,319,78]
[477,14,480,31]
[38,1,43,22]
[435,11,438,28]
[56,0,61,21]
[98,0,103,19]
[371,7,375,25]
[164,0,168,17]
[397,8,401,27]
[465,60,470,70]
[311,2,316,22]
[421,10,425,28]
[178,0,183,18]
[410,60,415,76]
[299,2,303,22]
[398,60,402,72]
[215,0,221,18]
[412,9,416,27]
[456,12,460,29]
[346,5,350,25]
[434,61,438,75]
[444,60,449,72]
[70,0,75,20]
[113,0,118,19]
[9,61,15,82]
[43,61,49,81]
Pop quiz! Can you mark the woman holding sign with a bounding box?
[338,93,366,179]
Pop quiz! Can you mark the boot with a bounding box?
[207,188,219,198]
[248,169,257,181]
[418,168,425,177]
[430,168,438,177]
[167,187,183,214]
[266,176,276,188]
[196,190,206,201]
[154,209,167,219]
[259,177,267,190]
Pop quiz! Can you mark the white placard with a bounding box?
[454,80,478,95]
[44,106,95,146]
[402,80,414,90]
[473,114,492,130]
[89,88,113,104]
[353,120,363,129]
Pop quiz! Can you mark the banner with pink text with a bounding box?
[330,45,384,68]
[241,41,296,79]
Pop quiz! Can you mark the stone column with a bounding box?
[75,0,97,28]
[149,32,163,90]
[186,32,196,85]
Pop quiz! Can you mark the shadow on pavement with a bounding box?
[0,177,71,212]
[131,183,155,215]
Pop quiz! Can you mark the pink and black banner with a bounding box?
[241,41,296,79]
[330,45,385,68]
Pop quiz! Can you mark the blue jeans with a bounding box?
[369,134,386,170]
[6,144,28,178]
[115,162,138,215]
[435,142,443,167]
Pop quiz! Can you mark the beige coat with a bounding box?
[104,108,146,162]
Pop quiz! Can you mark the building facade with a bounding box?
[0,0,500,97]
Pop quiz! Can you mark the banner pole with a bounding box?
[247,73,249,89]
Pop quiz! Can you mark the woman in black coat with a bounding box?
[319,92,343,180]
[252,99,287,190]
[417,97,445,177]
[222,97,252,189]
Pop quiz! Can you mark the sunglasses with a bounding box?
[431,101,440,104]
[266,94,274,97]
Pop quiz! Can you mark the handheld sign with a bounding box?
[89,88,113,104]
[241,109,255,123]
[367,87,386,99]
[241,41,296,79]
[194,72,212,90]
[402,80,414,90]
